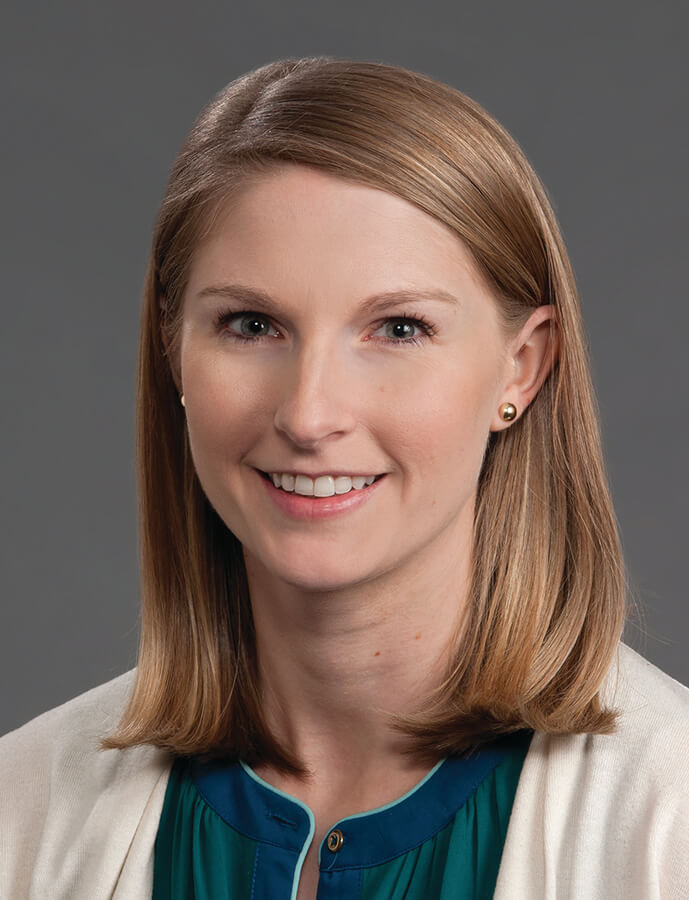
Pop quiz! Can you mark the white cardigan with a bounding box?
[1,642,688,899]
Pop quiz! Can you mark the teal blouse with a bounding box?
[152,729,532,899]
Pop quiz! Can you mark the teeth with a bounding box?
[269,473,377,497]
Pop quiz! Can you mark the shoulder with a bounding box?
[496,642,689,898]
[0,669,149,793]
[0,671,172,899]
[594,642,689,819]
[518,641,689,801]
[603,641,689,758]
[542,641,689,797]
[0,668,137,754]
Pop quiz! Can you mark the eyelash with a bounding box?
[213,309,437,347]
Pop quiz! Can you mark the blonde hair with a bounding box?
[102,56,634,773]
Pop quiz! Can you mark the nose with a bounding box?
[272,341,358,449]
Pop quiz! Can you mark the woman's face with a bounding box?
[179,163,520,593]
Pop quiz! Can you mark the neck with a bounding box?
[243,512,472,793]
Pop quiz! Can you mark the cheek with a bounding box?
[181,348,265,471]
[394,360,494,455]
[384,361,497,520]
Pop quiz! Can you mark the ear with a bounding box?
[490,304,560,432]
[159,294,183,395]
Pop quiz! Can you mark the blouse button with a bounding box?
[326,828,345,852]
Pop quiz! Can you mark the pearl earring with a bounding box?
[180,394,185,407]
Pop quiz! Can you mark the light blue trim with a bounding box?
[316,757,447,863]
[241,757,447,879]
[240,761,315,900]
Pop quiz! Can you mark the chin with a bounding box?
[247,547,376,594]
[277,565,369,594]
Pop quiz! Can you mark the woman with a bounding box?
[1,56,687,899]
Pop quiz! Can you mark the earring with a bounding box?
[180,394,185,407]
[499,402,517,421]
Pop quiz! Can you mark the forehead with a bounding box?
[187,164,494,308]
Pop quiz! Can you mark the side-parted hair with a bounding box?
[102,56,635,773]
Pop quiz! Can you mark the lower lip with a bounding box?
[255,469,386,521]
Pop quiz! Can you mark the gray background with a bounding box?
[1,1,687,736]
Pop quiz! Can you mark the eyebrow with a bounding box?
[195,283,461,315]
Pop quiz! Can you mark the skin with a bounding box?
[174,162,559,899]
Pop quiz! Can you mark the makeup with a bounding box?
[255,468,386,521]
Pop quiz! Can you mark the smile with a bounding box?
[261,471,383,497]
[255,468,387,521]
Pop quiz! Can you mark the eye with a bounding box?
[215,311,279,342]
[214,309,436,347]
[373,315,436,347]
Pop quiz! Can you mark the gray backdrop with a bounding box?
[2,0,687,736]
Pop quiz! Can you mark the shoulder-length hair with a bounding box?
[102,56,633,773]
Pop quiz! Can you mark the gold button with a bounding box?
[326,828,344,852]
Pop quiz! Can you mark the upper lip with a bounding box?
[256,467,384,478]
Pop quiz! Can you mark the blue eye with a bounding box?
[214,310,436,347]
[375,317,434,346]
[218,312,278,341]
